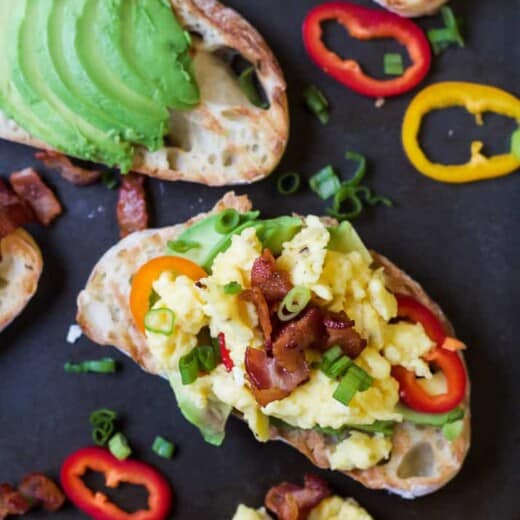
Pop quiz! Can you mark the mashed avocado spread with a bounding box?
[0,0,199,171]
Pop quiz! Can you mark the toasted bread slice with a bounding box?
[372,0,448,17]
[0,229,43,332]
[77,193,470,498]
[0,0,288,186]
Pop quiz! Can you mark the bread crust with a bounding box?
[0,0,289,186]
[372,0,448,17]
[77,193,470,497]
[0,229,43,332]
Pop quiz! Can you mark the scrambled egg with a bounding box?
[145,216,435,471]
[232,497,373,520]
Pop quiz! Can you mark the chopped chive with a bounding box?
[196,345,218,372]
[328,356,353,379]
[333,365,373,406]
[511,128,520,159]
[427,6,464,55]
[215,209,240,234]
[179,351,200,385]
[238,66,268,109]
[167,239,200,254]
[277,172,301,195]
[278,286,311,322]
[144,308,175,336]
[101,171,119,189]
[152,436,175,459]
[344,151,367,187]
[320,345,343,374]
[309,165,341,200]
[303,85,329,124]
[384,53,404,76]
[223,281,242,295]
[109,433,132,461]
[64,358,117,374]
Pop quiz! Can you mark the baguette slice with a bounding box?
[372,0,448,17]
[77,193,470,498]
[0,0,288,186]
[0,229,43,332]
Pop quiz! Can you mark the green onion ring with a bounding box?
[215,209,240,234]
[278,286,311,322]
[277,172,301,195]
[167,239,201,253]
[344,151,367,187]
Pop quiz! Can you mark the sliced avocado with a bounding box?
[74,0,168,152]
[397,404,464,427]
[169,374,231,446]
[171,213,302,272]
[118,0,199,108]
[327,221,372,264]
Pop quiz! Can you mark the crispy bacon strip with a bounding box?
[116,173,148,238]
[245,347,308,407]
[0,484,32,519]
[9,169,62,226]
[265,474,331,520]
[251,249,292,303]
[35,151,101,186]
[18,474,65,512]
[0,179,34,240]
[323,311,367,358]
[242,287,272,346]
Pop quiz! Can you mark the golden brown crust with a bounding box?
[77,200,470,498]
[0,0,289,186]
[0,229,43,332]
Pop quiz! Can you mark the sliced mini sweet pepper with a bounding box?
[402,82,520,183]
[392,295,467,414]
[302,2,431,98]
[60,447,172,520]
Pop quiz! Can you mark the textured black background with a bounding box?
[1,0,519,518]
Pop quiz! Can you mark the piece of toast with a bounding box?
[0,229,43,333]
[372,0,448,17]
[77,193,470,498]
[0,0,288,186]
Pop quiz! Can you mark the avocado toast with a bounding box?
[0,0,288,185]
[77,193,470,498]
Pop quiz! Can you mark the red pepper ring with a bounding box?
[302,2,431,98]
[60,447,172,520]
[392,347,467,413]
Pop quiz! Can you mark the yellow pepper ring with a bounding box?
[402,82,520,183]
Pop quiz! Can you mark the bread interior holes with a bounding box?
[397,442,435,478]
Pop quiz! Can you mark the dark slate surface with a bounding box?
[1,0,519,518]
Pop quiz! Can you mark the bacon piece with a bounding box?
[0,483,32,519]
[116,173,148,238]
[272,307,325,371]
[0,179,34,240]
[265,474,331,520]
[242,287,272,345]
[245,347,309,407]
[9,169,62,226]
[35,151,101,186]
[323,311,367,358]
[18,474,65,512]
[251,249,292,303]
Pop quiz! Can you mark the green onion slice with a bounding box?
[215,209,241,234]
[303,85,329,124]
[89,409,117,425]
[238,66,268,109]
[278,286,311,322]
[144,308,175,336]
[152,436,175,459]
[320,345,343,374]
[277,172,301,195]
[333,365,373,406]
[109,433,132,461]
[196,345,218,372]
[344,151,367,187]
[328,356,353,379]
[89,408,117,446]
[309,165,341,200]
[223,281,243,295]
[511,128,520,160]
[64,358,117,374]
[428,6,464,54]
[179,351,200,385]
[328,185,364,221]
[384,53,404,76]
[102,171,119,190]
[167,239,200,254]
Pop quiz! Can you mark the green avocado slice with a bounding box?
[74,0,168,152]
[115,0,199,109]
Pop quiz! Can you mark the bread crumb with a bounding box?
[66,324,82,344]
